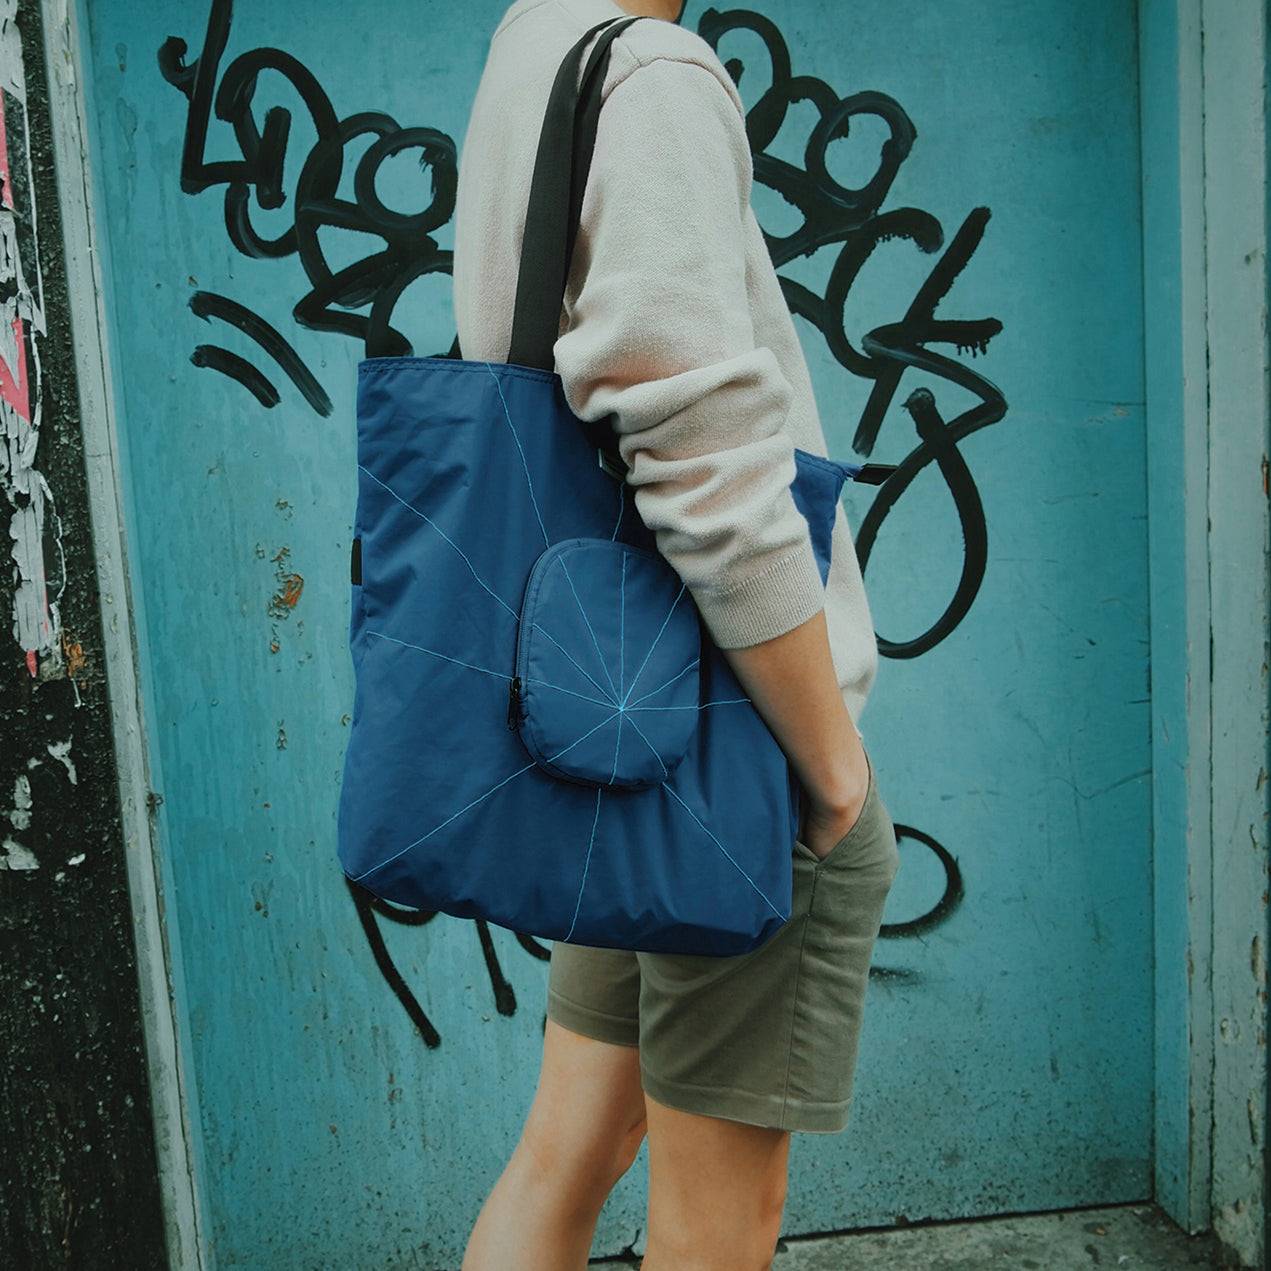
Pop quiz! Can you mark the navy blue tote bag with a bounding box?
[337,14,885,955]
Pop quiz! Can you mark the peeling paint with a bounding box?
[8,770,30,828]
[268,545,303,618]
[266,543,303,654]
[60,629,84,677]
[1,834,35,868]
[0,0,58,679]
[46,737,75,783]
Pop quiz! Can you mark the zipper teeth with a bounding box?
[515,542,565,690]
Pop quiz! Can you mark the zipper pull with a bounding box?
[507,676,524,730]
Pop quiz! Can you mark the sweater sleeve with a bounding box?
[552,55,826,650]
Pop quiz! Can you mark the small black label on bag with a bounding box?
[350,536,362,585]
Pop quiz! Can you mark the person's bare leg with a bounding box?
[462,1019,646,1271]
[641,1092,791,1271]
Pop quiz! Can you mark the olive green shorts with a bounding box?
[545,756,901,1133]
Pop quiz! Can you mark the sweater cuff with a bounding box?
[692,539,827,650]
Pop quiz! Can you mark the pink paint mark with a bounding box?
[25,648,37,677]
[0,93,12,211]
[0,317,30,420]
[0,94,26,421]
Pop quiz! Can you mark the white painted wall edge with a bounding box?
[39,1,205,1265]
[1201,1,1271,1267]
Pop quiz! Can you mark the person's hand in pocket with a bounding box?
[798,742,870,861]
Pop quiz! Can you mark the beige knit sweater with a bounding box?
[452,0,878,723]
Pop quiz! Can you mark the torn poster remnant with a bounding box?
[0,0,58,679]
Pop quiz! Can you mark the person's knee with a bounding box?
[599,1109,648,1185]
[760,1158,788,1216]
[516,1108,647,1209]
[644,1124,788,1270]
[645,1165,786,1269]
[753,1166,788,1253]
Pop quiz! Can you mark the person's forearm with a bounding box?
[721,609,869,854]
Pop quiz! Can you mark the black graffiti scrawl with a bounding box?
[158,0,457,415]
[158,2,1003,1041]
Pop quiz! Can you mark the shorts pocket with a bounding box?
[806,785,900,929]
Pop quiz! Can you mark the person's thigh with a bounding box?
[642,1093,790,1271]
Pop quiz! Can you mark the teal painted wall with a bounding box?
[77,0,1154,1265]
[1139,0,1211,1232]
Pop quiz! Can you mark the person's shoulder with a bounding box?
[612,13,723,69]
[604,18,743,116]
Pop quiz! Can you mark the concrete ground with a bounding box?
[594,1203,1238,1269]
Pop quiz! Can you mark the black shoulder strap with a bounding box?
[504,14,645,371]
